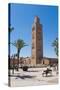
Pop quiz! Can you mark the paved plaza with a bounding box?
[9,67,58,87]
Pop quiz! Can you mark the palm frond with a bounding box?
[52,37,58,56]
[8,25,14,33]
[11,39,28,50]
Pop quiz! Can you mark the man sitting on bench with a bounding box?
[42,68,52,77]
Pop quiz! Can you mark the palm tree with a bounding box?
[8,25,14,86]
[11,39,27,71]
[8,25,14,69]
[52,38,58,56]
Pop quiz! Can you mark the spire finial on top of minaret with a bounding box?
[34,16,40,23]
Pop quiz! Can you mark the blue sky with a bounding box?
[9,3,58,58]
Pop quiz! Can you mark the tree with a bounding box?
[8,25,14,86]
[52,38,58,56]
[8,25,14,68]
[11,39,27,71]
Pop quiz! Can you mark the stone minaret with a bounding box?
[31,16,43,65]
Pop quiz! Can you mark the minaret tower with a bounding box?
[31,16,43,65]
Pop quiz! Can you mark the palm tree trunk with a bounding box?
[17,49,20,71]
[12,58,14,74]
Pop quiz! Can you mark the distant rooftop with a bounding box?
[43,57,58,60]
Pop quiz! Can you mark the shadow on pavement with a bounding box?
[9,74,36,79]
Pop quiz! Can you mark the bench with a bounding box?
[42,68,52,77]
